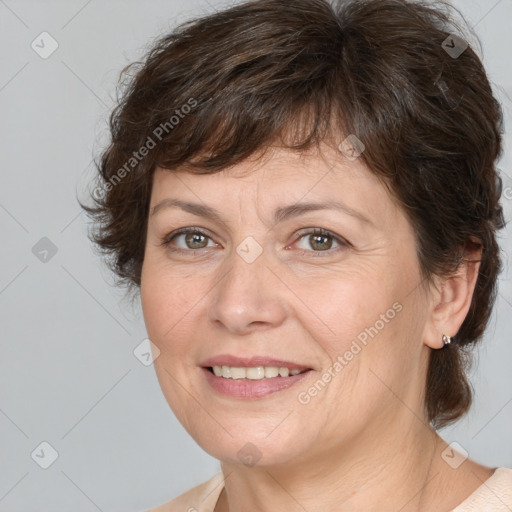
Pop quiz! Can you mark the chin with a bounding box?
[189,419,313,468]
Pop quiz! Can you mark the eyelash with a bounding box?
[158,227,350,257]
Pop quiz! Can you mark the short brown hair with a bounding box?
[81,0,505,429]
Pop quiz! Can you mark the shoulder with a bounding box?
[452,467,512,511]
[144,472,225,512]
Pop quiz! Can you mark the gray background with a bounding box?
[0,0,511,511]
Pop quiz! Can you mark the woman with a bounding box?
[82,0,512,510]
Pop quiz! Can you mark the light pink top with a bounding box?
[146,467,512,511]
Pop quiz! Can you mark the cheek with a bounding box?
[140,265,201,422]
[300,259,421,397]
[297,269,400,356]
[300,286,412,435]
[140,263,197,358]
[140,269,168,341]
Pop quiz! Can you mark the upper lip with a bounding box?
[201,354,312,371]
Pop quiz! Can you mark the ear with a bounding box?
[423,242,482,349]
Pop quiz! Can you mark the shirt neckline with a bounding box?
[206,467,511,511]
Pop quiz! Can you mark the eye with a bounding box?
[159,227,349,256]
[292,228,349,255]
[159,227,217,252]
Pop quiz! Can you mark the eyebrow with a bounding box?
[150,198,373,226]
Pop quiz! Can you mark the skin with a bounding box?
[140,143,494,512]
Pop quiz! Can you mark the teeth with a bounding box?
[229,367,246,379]
[211,365,306,380]
[264,366,279,378]
[279,367,289,377]
[246,367,265,380]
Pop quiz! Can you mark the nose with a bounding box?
[207,244,288,335]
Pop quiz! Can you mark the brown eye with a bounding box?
[294,228,349,255]
[160,228,216,252]
[308,233,334,251]
[183,232,209,249]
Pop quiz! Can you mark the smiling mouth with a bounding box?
[206,366,310,380]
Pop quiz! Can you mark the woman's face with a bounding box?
[140,145,435,466]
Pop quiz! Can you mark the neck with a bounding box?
[216,419,446,512]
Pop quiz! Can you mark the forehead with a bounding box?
[149,145,397,228]
[152,145,383,195]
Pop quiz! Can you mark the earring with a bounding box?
[442,334,452,346]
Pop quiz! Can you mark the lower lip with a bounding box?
[201,367,312,399]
